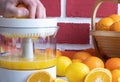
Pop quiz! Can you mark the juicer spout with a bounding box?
[22,38,33,58]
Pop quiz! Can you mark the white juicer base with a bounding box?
[0,66,56,82]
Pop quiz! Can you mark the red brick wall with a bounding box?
[66,0,117,17]
[41,0,118,44]
[57,23,89,44]
[41,0,61,17]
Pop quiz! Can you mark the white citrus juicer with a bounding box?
[0,17,58,82]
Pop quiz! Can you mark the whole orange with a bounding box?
[110,21,120,32]
[72,51,91,62]
[96,17,114,31]
[83,56,104,70]
[111,69,120,82]
[45,48,54,55]
[56,49,62,57]
[72,59,82,63]
[109,14,120,22]
[105,58,120,71]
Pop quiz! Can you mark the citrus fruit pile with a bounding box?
[56,50,120,82]
[96,14,120,31]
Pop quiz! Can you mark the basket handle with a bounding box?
[91,0,119,31]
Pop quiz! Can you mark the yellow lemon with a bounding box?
[84,68,112,82]
[56,56,72,76]
[27,71,53,82]
[65,62,89,82]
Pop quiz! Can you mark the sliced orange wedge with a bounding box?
[84,68,112,82]
[27,71,53,82]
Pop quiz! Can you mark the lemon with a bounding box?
[56,56,72,76]
[65,62,90,82]
[84,68,112,82]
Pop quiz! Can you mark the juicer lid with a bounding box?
[0,17,57,27]
[0,17,58,37]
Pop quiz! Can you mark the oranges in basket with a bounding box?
[109,14,120,22]
[96,17,114,31]
[109,14,120,31]
[110,21,120,32]
[93,14,120,58]
[96,14,120,31]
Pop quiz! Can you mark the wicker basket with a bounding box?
[91,0,120,60]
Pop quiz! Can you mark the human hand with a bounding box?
[0,0,46,18]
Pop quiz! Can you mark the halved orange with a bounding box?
[27,71,53,82]
[16,3,29,18]
[54,78,68,82]
[84,68,112,82]
[111,69,120,82]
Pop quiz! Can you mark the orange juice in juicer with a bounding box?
[0,18,58,82]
